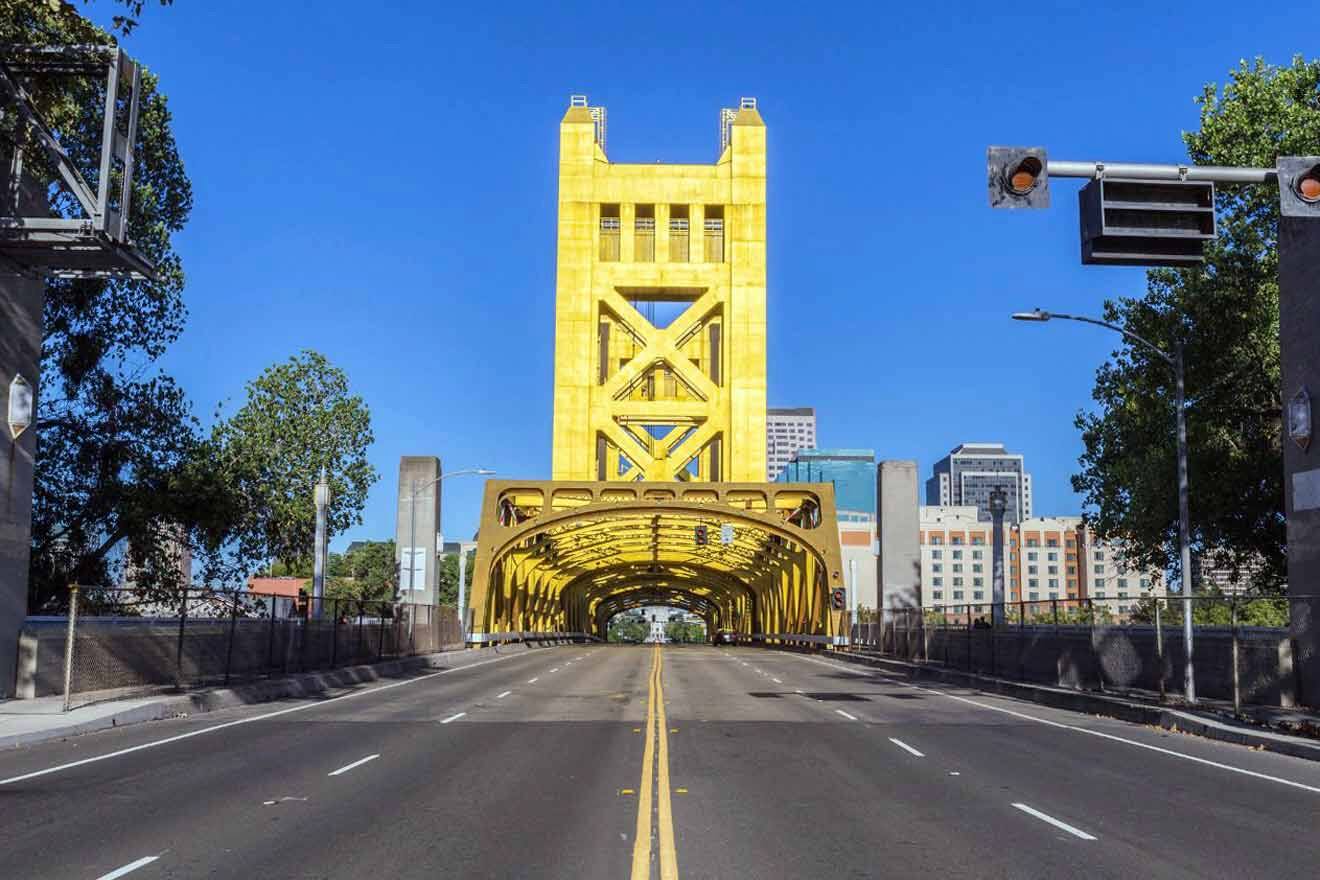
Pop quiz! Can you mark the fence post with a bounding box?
[966,606,973,673]
[1090,598,1104,692]
[224,588,240,686]
[330,598,339,667]
[175,586,189,690]
[1018,599,1026,680]
[1155,599,1166,703]
[1231,598,1241,715]
[61,584,80,713]
[377,602,386,661]
[989,603,997,677]
[266,595,277,677]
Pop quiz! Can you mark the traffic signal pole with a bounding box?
[992,149,1320,706]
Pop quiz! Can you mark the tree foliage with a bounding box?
[436,550,475,607]
[1072,57,1320,595]
[327,541,397,602]
[212,351,378,574]
[4,2,203,608]
[608,615,647,643]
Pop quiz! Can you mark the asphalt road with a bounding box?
[2,643,1319,879]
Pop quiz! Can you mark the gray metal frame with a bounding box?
[0,44,153,280]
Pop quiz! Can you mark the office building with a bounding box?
[776,448,876,608]
[767,407,817,481]
[925,442,1033,523]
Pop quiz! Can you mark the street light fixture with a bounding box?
[1012,307,1198,704]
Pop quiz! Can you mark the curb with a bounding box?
[0,641,562,750]
[783,646,1320,763]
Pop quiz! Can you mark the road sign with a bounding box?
[720,523,734,545]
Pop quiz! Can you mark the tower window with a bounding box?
[669,205,689,262]
[600,204,620,262]
[703,205,724,262]
[635,205,655,262]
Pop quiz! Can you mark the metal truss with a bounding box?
[469,480,847,642]
[1,44,153,279]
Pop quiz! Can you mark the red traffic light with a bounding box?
[1007,156,1043,195]
[1297,165,1320,203]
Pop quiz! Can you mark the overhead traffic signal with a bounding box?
[987,146,1049,209]
[694,524,709,546]
[1078,177,1215,266]
[1278,157,1320,216]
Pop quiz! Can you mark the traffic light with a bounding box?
[1278,157,1320,217]
[694,524,709,546]
[987,146,1049,209]
[830,588,847,611]
[1078,177,1215,266]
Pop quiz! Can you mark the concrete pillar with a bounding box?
[395,456,441,606]
[877,460,920,612]
[0,274,42,700]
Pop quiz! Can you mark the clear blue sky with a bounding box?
[94,1,1304,550]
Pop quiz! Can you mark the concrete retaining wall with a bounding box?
[853,622,1301,708]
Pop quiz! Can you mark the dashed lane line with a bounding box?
[889,737,925,757]
[835,709,859,721]
[788,653,1320,797]
[328,754,380,777]
[1012,803,1097,840]
[440,712,467,724]
[0,648,546,787]
[527,677,540,684]
[95,856,162,880]
[496,691,512,699]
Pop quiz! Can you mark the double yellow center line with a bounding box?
[631,644,678,880]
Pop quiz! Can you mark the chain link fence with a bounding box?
[849,594,1310,711]
[28,586,464,710]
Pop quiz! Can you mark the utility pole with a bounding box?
[989,488,1007,627]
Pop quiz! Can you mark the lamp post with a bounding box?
[402,467,495,602]
[1012,308,1197,703]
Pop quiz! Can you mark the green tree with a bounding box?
[326,541,397,602]
[664,620,706,643]
[1072,57,1320,595]
[608,615,647,643]
[211,351,378,574]
[6,2,205,608]
[436,550,475,607]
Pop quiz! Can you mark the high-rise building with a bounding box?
[925,442,1033,523]
[775,448,876,607]
[550,96,767,483]
[767,407,816,481]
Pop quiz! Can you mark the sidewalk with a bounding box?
[0,642,541,750]
[825,648,1320,762]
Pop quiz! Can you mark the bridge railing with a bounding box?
[21,586,465,710]
[846,594,1310,711]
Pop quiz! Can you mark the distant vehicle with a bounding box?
[715,630,736,644]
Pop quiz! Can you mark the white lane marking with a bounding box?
[1012,803,1097,840]
[0,649,540,787]
[772,678,783,684]
[789,654,1320,797]
[440,712,467,724]
[550,667,560,673]
[95,855,162,879]
[527,677,539,684]
[889,737,925,757]
[496,691,512,699]
[835,709,859,721]
[328,753,380,777]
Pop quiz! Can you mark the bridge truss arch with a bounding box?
[468,481,847,643]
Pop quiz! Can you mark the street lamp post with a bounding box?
[401,468,495,602]
[1012,308,1197,703]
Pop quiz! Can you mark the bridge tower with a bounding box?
[551,96,767,483]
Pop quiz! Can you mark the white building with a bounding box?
[766,407,817,481]
[918,507,1165,616]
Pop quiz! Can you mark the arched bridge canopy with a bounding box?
[469,481,847,642]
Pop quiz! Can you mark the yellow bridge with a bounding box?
[469,97,845,643]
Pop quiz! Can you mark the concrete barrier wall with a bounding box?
[17,606,465,699]
[852,622,1301,708]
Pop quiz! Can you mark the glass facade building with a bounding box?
[775,448,876,517]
